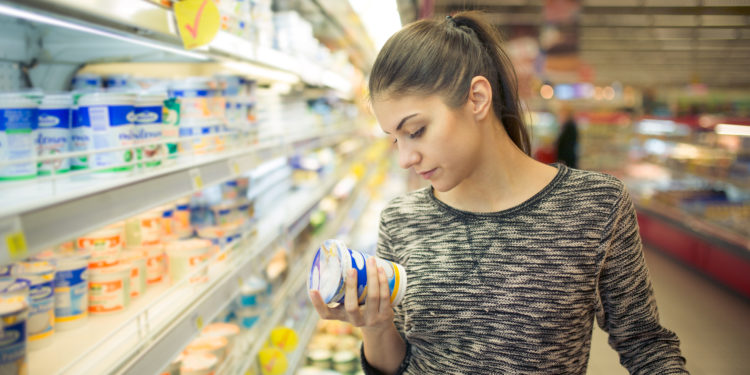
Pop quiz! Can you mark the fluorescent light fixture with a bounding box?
[221,61,300,84]
[715,123,750,137]
[0,3,210,61]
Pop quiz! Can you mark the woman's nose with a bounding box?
[398,145,420,170]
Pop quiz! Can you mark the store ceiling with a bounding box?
[399,0,750,89]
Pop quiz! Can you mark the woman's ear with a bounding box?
[467,76,492,121]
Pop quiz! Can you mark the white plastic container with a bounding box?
[201,322,240,353]
[70,96,90,170]
[169,79,215,155]
[184,335,228,363]
[238,277,267,308]
[37,93,72,175]
[0,278,29,375]
[71,73,102,92]
[165,239,212,284]
[120,250,147,299]
[173,198,192,239]
[125,210,162,247]
[236,306,261,329]
[134,94,165,168]
[180,352,218,375]
[88,265,130,314]
[157,204,175,237]
[77,224,124,269]
[309,239,407,306]
[34,250,90,330]
[0,92,38,180]
[133,244,166,285]
[77,92,135,173]
[14,261,55,349]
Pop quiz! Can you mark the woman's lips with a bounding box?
[418,168,436,179]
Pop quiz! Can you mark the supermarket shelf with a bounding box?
[26,150,362,375]
[285,309,320,375]
[0,0,352,93]
[0,129,352,266]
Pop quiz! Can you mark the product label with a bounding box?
[80,105,134,172]
[77,235,122,253]
[0,317,26,370]
[0,108,37,179]
[89,278,129,313]
[36,109,71,174]
[70,108,90,169]
[55,281,88,322]
[146,254,164,284]
[25,279,55,339]
[130,267,141,298]
[162,99,180,159]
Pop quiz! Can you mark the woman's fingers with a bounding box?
[344,268,364,326]
[365,257,381,316]
[309,290,344,320]
[378,267,392,313]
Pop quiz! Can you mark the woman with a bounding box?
[309,11,687,374]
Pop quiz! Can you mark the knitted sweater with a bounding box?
[361,165,687,374]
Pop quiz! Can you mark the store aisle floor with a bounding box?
[587,247,750,375]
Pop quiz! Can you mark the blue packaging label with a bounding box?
[82,105,133,130]
[0,108,38,132]
[0,318,26,367]
[55,280,87,321]
[23,279,54,338]
[169,89,212,98]
[54,267,87,288]
[38,108,70,129]
[135,106,162,125]
[80,105,134,170]
[1,108,37,178]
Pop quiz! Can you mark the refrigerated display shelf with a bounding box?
[0,0,353,93]
[26,146,368,375]
[0,128,353,265]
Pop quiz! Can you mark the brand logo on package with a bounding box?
[38,114,60,127]
[0,330,20,346]
[126,111,137,123]
[136,111,160,124]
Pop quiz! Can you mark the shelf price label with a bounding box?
[173,0,220,50]
[0,216,28,260]
[189,168,204,190]
[229,159,241,176]
[195,314,204,331]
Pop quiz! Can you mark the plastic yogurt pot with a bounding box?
[201,322,240,352]
[77,92,135,174]
[14,261,55,350]
[34,250,90,330]
[238,277,267,308]
[180,352,218,375]
[0,284,29,375]
[88,265,130,314]
[125,210,162,247]
[184,335,228,362]
[236,306,261,329]
[37,93,72,175]
[173,198,192,239]
[134,93,165,168]
[165,239,212,284]
[77,225,124,268]
[155,204,175,237]
[131,244,166,285]
[120,250,147,299]
[309,239,407,306]
[0,92,38,180]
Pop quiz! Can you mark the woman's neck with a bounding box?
[434,121,558,213]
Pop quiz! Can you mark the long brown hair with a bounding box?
[369,11,531,155]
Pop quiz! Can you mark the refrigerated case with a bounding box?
[0,0,381,374]
[576,113,750,299]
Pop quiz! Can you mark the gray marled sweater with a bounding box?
[362,165,687,374]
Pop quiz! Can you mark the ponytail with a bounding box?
[369,11,531,155]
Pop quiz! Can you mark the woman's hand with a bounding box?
[309,257,394,332]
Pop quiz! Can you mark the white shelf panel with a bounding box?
[0,129,351,265]
[26,150,362,375]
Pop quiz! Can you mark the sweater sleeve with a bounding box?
[595,186,688,374]
[360,212,412,375]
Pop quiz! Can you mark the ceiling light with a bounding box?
[715,123,750,137]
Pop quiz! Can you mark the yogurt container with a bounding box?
[169,79,217,155]
[134,94,165,168]
[120,250,147,299]
[133,244,166,285]
[36,93,72,175]
[309,239,407,306]
[164,239,212,284]
[88,265,130,314]
[173,198,193,239]
[34,251,90,330]
[71,73,102,92]
[77,92,135,174]
[105,74,131,89]
[0,92,38,180]
[70,97,90,170]
[180,352,218,375]
[201,322,239,352]
[184,335,228,363]
[77,224,124,268]
[0,278,29,375]
[236,306,261,329]
[238,277,267,308]
[157,204,175,237]
[14,261,55,350]
[125,210,162,247]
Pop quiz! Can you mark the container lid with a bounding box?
[15,261,55,276]
[0,91,40,108]
[0,277,30,296]
[135,92,167,105]
[307,349,332,361]
[332,351,356,363]
[165,239,212,255]
[40,93,73,108]
[308,240,346,304]
[202,322,240,338]
[185,336,227,353]
[180,352,218,372]
[34,249,91,265]
[78,92,136,106]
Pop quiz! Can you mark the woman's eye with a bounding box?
[409,127,425,139]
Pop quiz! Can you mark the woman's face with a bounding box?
[372,94,482,192]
